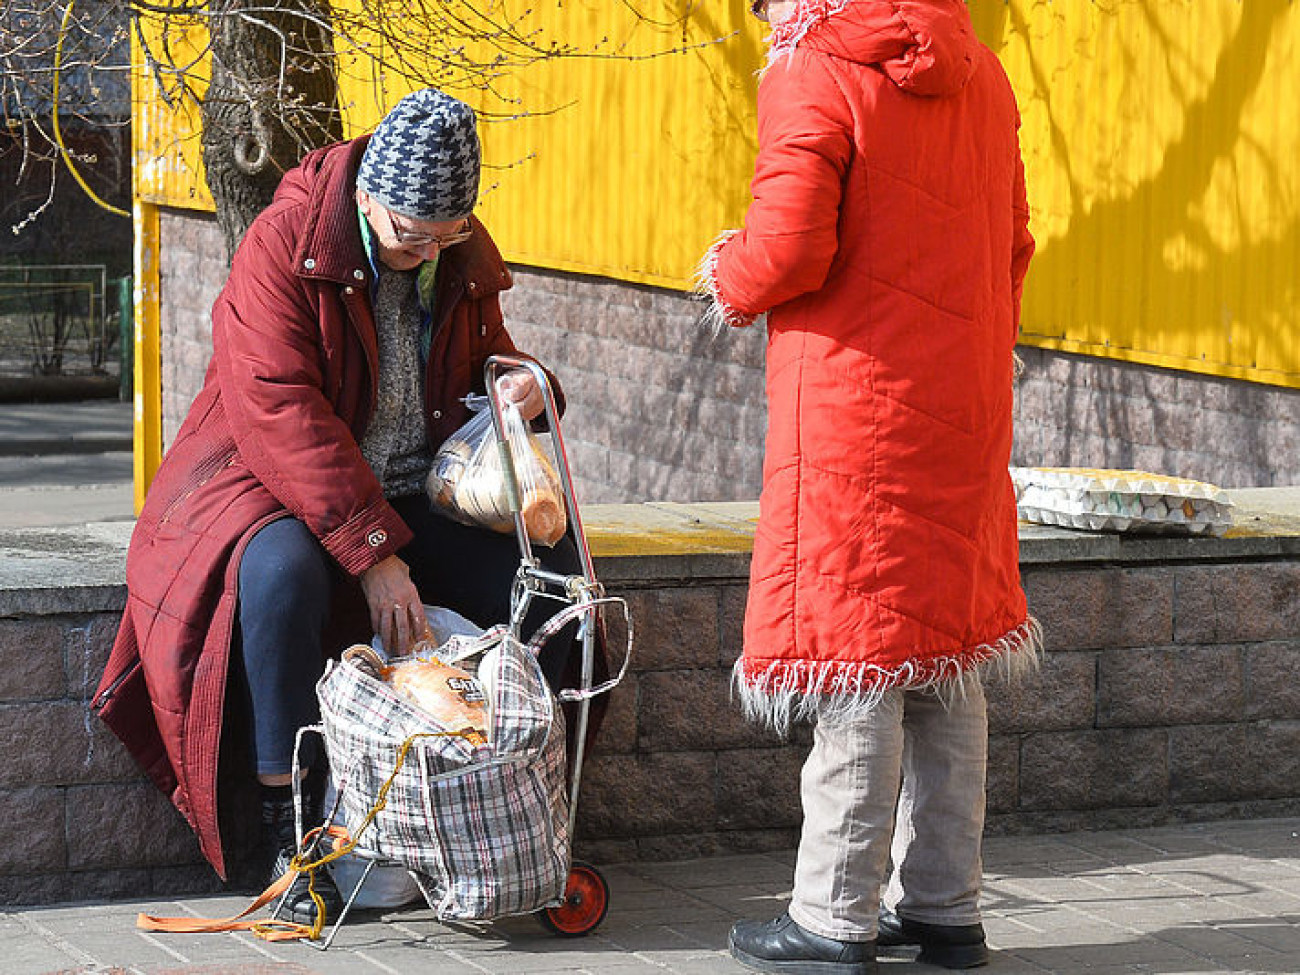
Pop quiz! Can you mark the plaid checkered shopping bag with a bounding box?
[316,626,570,921]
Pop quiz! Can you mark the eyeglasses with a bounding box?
[750,0,794,22]
[379,206,473,250]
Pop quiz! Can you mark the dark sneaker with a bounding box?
[729,913,877,974]
[272,846,344,926]
[876,909,989,969]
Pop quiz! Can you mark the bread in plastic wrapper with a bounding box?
[389,657,489,746]
[342,644,489,746]
[1010,467,1234,536]
[427,396,567,546]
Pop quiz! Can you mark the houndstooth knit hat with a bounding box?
[357,88,480,221]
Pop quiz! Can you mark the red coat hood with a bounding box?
[770,0,978,97]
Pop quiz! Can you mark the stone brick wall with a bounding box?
[985,558,1300,833]
[1013,346,1300,488]
[158,208,224,447]
[500,269,768,503]
[0,612,217,905]
[3,510,1300,904]
[154,209,1297,494]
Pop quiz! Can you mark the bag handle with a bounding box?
[523,595,633,703]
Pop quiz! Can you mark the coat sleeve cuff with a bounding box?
[696,230,758,330]
[319,498,415,576]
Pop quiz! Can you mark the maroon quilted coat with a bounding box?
[93,136,558,878]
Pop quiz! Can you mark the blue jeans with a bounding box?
[232,496,582,777]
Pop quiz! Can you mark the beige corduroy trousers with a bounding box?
[787,679,988,942]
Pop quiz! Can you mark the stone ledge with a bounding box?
[0,522,133,616]
[3,488,1300,901]
[591,492,1300,576]
[2,489,1299,613]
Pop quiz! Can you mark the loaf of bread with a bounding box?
[427,422,567,546]
[516,491,565,548]
[387,656,489,746]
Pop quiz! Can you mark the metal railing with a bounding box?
[0,263,124,379]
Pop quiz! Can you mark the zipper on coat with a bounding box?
[340,281,380,431]
[92,659,140,711]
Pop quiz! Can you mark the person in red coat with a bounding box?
[94,88,580,923]
[699,2,1040,972]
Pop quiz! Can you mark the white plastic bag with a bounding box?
[370,604,484,660]
[322,780,424,909]
[426,395,567,546]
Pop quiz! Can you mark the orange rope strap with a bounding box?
[137,730,478,941]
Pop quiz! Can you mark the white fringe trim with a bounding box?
[765,0,854,68]
[732,616,1044,737]
[694,229,755,334]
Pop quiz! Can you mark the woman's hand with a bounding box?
[359,554,429,655]
[496,369,545,422]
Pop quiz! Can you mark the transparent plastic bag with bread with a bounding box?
[426,395,567,546]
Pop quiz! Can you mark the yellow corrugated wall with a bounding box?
[989,0,1299,388]
[133,0,1300,389]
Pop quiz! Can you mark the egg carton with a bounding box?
[1010,467,1233,536]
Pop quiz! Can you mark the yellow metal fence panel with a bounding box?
[469,4,763,290]
[992,0,1299,388]
[130,1,1300,389]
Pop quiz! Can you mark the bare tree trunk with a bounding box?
[200,0,342,262]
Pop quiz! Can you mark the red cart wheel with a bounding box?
[540,861,609,937]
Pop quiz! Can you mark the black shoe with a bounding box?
[272,845,344,926]
[876,909,988,969]
[729,913,877,974]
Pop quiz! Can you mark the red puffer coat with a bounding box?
[93,136,557,877]
[700,0,1039,731]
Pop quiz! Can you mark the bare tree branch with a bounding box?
[2,0,718,255]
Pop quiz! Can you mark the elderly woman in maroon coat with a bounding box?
[94,89,579,923]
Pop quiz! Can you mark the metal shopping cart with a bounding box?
[286,355,630,948]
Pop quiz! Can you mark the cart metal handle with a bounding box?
[483,354,608,837]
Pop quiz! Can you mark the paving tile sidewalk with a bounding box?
[0,399,134,526]
[0,399,132,456]
[5,818,1299,975]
